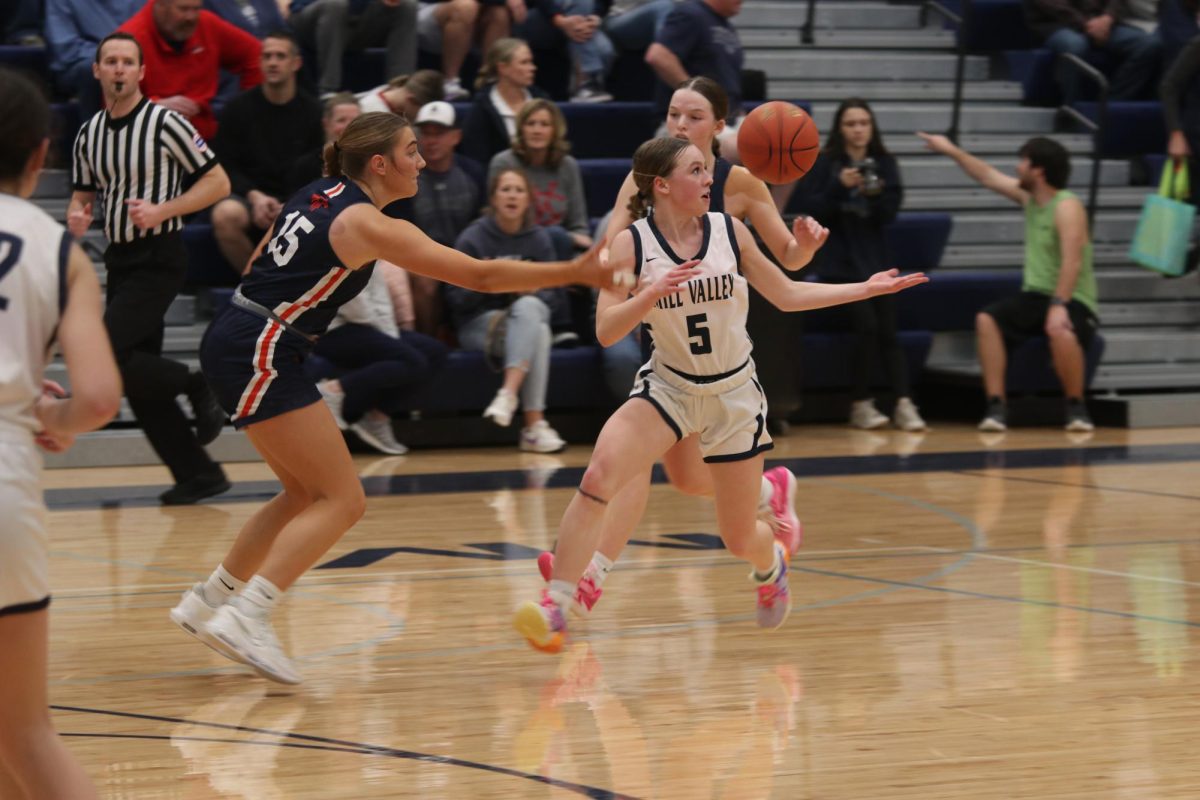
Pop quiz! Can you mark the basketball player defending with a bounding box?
[0,69,122,799]
[514,137,927,652]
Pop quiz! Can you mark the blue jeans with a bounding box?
[602,328,642,401]
[602,0,674,52]
[1043,23,1161,104]
[518,0,615,77]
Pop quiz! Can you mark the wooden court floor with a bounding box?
[38,424,1200,799]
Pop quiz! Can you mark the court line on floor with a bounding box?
[55,707,635,800]
[914,545,1200,588]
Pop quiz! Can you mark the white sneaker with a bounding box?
[850,399,889,430]
[350,415,408,455]
[170,584,241,662]
[205,603,302,685]
[571,84,613,103]
[520,420,566,453]
[483,388,518,427]
[317,381,347,430]
[892,397,927,432]
[443,77,470,101]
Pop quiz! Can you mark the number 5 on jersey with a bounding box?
[267,211,315,267]
[686,312,712,355]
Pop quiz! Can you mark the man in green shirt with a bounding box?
[918,134,1098,432]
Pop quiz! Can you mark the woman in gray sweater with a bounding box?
[448,167,569,453]
[487,99,593,260]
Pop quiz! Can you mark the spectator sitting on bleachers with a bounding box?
[448,167,569,452]
[516,0,614,102]
[1022,0,1161,105]
[288,0,418,97]
[315,265,449,455]
[461,37,549,164]
[204,0,286,37]
[488,98,591,259]
[417,0,514,100]
[45,0,143,118]
[645,0,742,127]
[918,132,1099,433]
[286,91,361,193]
[119,0,263,140]
[394,100,485,334]
[603,0,677,53]
[1160,0,1199,67]
[356,69,444,118]
[794,99,925,433]
[1161,32,1200,203]
[211,30,325,275]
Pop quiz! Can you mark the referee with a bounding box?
[68,32,233,505]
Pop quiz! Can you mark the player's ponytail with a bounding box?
[627,137,691,219]
[325,111,411,180]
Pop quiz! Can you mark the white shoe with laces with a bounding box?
[892,397,927,432]
[205,602,302,685]
[483,388,518,427]
[520,420,566,453]
[350,415,408,455]
[317,381,347,430]
[443,77,470,100]
[850,399,889,430]
[170,584,242,662]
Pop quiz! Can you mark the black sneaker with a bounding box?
[1064,401,1095,432]
[186,372,227,446]
[160,472,232,505]
[977,399,1007,432]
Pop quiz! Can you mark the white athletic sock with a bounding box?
[757,475,773,515]
[237,575,283,617]
[548,579,574,613]
[589,553,614,584]
[199,564,246,606]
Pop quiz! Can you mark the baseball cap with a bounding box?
[415,101,456,128]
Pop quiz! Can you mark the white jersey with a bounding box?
[632,211,751,380]
[0,194,69,441]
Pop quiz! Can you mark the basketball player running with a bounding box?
[514,137,927,651]
[0,69,122,799]
[540,77,821,617]
[169,111,627,684]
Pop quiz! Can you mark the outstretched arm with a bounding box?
[917,132,1028,205]
[730,166,825,271]
[733,217,927,312]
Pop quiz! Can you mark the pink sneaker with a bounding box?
[754,544,792,630]
[536,551,603,618]
[514,590,567,653]
[763,466,802,557]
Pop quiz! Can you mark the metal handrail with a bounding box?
[1056,53,1109,227]
[920,1,969,144]
[802,0,818,45]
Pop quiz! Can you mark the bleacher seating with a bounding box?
[942,0,1036,51]
[1074,101,1167,159]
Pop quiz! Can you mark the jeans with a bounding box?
[291,0,418,94]
[601,328,642,401]
[457,295,553,412]
[1044,23,1161,104]
[518,0,615,77]
[602,0,674,52]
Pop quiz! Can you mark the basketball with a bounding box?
[737,101,820,184]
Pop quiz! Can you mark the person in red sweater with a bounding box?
[119,0,262,140]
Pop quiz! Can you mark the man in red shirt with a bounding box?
[119,0,262,140]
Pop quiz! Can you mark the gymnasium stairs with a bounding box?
[30,0,1200,468]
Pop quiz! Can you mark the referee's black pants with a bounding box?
[104,233,222,483]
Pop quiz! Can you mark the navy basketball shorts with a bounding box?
[200,307,322,429]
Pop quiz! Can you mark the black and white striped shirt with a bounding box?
[71,97,218,244]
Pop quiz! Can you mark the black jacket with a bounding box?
[459,83,551,167]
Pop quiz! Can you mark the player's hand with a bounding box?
[864,268,929,296]
[33,394,76,453]
[1044,303,1073,336]
[41,379,67,400]
[571,237,635,290]
[125,199,166,231]
[158,94,202,118]
[1168,130,1192,161]
[917,131,954,155]
[506,0,528,24]
[792,215,829,257]
[643,260,701,301]
[68,202,93,239]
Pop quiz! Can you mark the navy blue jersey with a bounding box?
[710,157,731,213]
[239,177,376,338]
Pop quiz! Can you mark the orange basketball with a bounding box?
[736,101,820,184]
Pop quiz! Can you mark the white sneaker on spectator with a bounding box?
[317,381,347,430]
[443,77,470,101]
[850,399,889,430]
[520,420,567,453]
[351,415,408,455]
[571,82,613,103]
[892,397,927,432]
[483,388,518,427]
